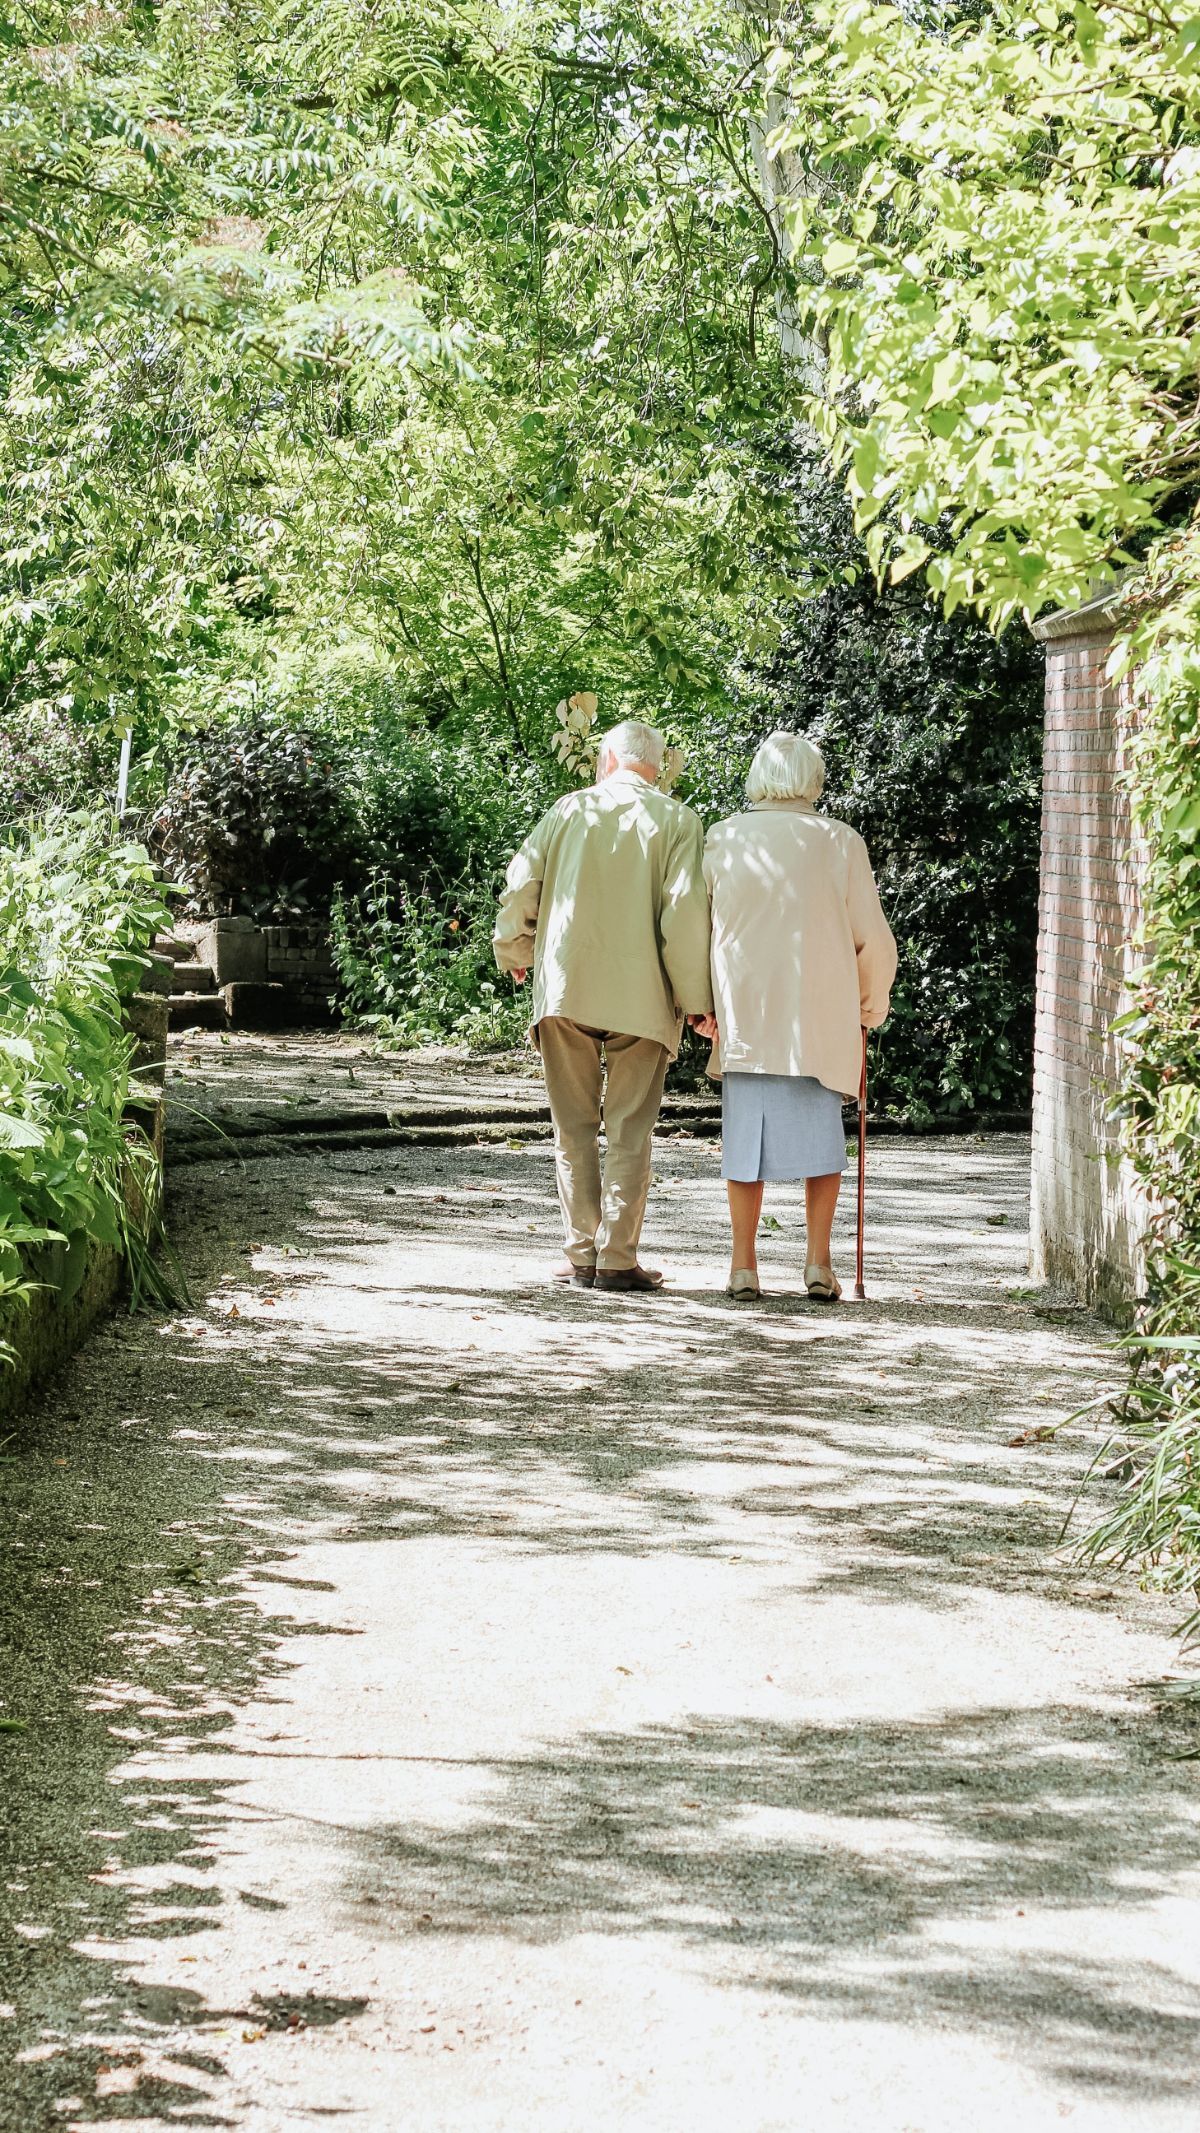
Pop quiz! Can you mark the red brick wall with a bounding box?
[1031,623,1145,1313]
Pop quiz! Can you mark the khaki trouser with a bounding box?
[538,1018,670,1272]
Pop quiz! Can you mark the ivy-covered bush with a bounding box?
[0,813,171,1357]
[147,708,354,920]
[1081,610,1200,1638]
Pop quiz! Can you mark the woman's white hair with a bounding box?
[745,729,825,805]
[598,719,666,772]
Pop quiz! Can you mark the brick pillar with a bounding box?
[1030,596,1146,1316]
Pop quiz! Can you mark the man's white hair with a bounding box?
[745,729,825,805]
[598,719,666,772]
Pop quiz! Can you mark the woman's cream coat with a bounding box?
[703,799,897,1098]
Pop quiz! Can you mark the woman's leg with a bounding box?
[804,1172,842,1269]
[726,1180,764,1276]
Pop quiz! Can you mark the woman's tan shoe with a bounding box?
[726,1268,761,1301]
[804,1263,842,1303]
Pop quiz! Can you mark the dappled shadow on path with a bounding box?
[3,1131,1197,2125]
[175,1170,1113,1605]
[336,1699,1200,2098]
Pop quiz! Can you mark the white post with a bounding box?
[116,730,133,821]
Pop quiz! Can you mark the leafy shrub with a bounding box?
[150,698,553,922]
[0,813,171,1356]
[717,449,1045,1120]
[339,713,493,888]
[147,707,353,920]
[0,707,114,822]
[331,868,528,1051]
[1079,1285,1200,1672]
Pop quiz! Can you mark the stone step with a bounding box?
[168,991,228,1033]
[170,961,217,996]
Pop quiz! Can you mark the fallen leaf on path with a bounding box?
[242,2027,266,2044]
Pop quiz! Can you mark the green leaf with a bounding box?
[889,540,931,584]
[822,239,860,277]
[0,1115,45,1152]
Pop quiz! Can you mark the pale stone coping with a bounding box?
[1031,582,1135,642]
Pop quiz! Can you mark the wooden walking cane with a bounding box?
[854,1028,868,1301]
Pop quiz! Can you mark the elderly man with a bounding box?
[494,719,712,1292]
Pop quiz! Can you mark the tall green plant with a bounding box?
[0,814,171,1361]
[744,447,1045,1120]
[331,868,528,1050]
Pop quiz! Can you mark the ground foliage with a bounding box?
[146,656,550,920]
[0,816,171,1363]
[764,0,1200,1630]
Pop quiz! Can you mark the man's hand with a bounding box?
[512,969,527,986]
[688,1013,718,1041]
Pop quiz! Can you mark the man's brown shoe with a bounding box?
[595,1266,664,1293]
[551,1260,596,1288]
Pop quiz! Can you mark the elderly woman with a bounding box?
[700,730,897,1303]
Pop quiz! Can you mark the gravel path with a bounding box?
[3,1041,1199,2130]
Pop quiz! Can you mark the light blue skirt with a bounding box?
[721,1072,848,1183]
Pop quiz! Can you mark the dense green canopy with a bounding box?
[0,1,809,757]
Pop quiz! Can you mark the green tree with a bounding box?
[0,0,799,760]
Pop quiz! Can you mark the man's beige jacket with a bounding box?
[493,769,713,1056]
[704,799,897,1098]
